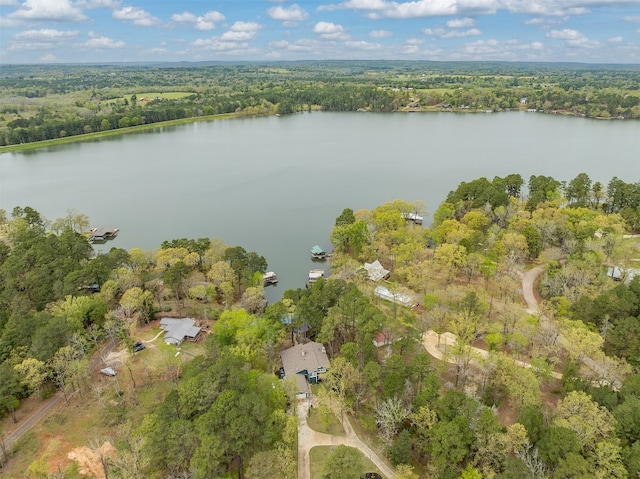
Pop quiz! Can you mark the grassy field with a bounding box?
[309,445,386,479]
[306,403,345,436]
[137,91,193,100]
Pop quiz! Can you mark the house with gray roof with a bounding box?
[364,260,390,282]
[280,341,330,397]
[159,317,202,345]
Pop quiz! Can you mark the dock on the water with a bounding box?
[308,269,325,284]
[89,227,119,242]
[263,271,278,285]
[311,245,328,259]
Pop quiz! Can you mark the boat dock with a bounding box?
[89,227,119,242]
[311,245,328,259]
[263,271,278,285]
[308,269,325,284]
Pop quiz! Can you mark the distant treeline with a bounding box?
[1,61,639,147]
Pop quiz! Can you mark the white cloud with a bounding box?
[0,0,20,6]
[192,37,249,52]
[229,21,261,32]
[267,4,309,22]
[39,53,57,62]
[75,0,120,8]
[423,26,481,38]
[321,0,497,18]
[83,31,125,48]
[10,27,78,50]
[444,28,481,38]
[220,30,257,41]
[313,21,349,39]
[0,15,22,27]
[172,10,225,31]
[446,17,474,28]
[345,40,381,50]
[113,6,160,26]
[218,21,261,40]
[461,38,545,60]
[608,36,623,42]
[423,27,446,36]
[625,15,640,22]
[191,22,261,53]
[502,0,640,17]
[546,28,599,48]
[322,0,639,19]
[370,29,392,38]
[269,40,290,49]
[8,0,86,21]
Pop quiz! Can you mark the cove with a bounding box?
[1,111,639,303]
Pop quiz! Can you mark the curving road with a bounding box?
[297,398,396,479]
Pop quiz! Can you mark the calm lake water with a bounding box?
[1,111,639,302]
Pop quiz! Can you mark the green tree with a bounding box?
[322,445,365,479]
[14,357,47,398]
[391,429,413,465]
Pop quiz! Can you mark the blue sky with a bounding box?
[1,0,640,64]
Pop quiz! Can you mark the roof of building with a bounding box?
[280,341,330,392]
[374,286,417,307]
[311,245,326,254]
[373,329,396,347]
[159,317,201,345]
[364,260,390,282]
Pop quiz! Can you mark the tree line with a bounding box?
[2,61,640,147]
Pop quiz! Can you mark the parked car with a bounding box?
[133,341,145,352]
[278,366,285,379]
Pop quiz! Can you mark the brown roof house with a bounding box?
[159,317,202,346]
[280,341,330,397]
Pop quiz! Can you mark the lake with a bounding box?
[1,111,639,302]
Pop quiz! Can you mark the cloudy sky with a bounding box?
[1,0,640,64]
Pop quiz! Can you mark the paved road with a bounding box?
[297,398,396,479]
[421,330,563,380]
[2,338,117,453]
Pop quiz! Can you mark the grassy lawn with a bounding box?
[307,403,345,436]
[309,446,386,479]
[133,91,193,102]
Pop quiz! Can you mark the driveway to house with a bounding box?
[297,398,397,479]
[520,264,622,389]
[521,264,546,314]
[2,338,117,453]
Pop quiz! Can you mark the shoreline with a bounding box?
[0,108,627,154]
[0,112,238,154]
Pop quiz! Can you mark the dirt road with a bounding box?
[2,338,117,453]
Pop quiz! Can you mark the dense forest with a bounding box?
[1,61,640,147]
[1,171,640,478]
